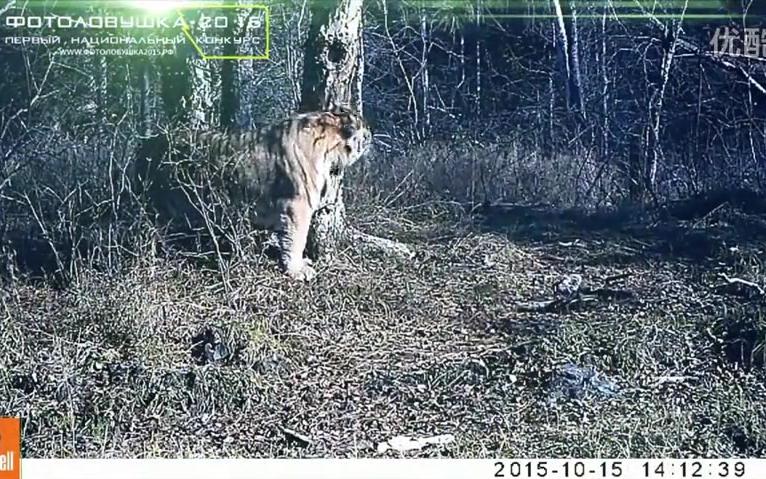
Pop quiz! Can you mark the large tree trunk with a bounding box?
[299,0,363,260]
[220,6,242,130]
[299,0,412,261]
[300,0,364,112]
[158,13,215,128]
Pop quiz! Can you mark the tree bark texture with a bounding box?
[300,0,364,113]
[299,0,364,260]
[300,0,412,261]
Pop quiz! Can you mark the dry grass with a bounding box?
[1,202,765,458]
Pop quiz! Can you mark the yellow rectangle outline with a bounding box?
[176,3,270,60]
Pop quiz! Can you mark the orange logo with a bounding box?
[0,418,20,479]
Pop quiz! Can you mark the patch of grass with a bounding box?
[1,204,766,458]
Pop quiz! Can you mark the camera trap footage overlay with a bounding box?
[1,1,270,60]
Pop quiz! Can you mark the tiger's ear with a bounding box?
[322,104,352,137]
[327,103,358,117]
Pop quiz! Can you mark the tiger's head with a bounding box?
[332,104,372,159]
[322,104,373,172]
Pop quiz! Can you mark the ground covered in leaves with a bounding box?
[1,200,765,458]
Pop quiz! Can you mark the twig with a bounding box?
[0,0,15,17]
[716,273,765,297]
[603,272,631,283]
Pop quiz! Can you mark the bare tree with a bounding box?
[300,0,365,112]
[300,0,412,260]
[552,0,584,116]
[299,0,364,259]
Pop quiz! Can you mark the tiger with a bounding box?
[134,105,373,281]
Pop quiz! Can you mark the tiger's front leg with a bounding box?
[276,197,316,281]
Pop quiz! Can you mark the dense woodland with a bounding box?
[1,1,765,273]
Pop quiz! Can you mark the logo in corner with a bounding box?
[0,418,20,479]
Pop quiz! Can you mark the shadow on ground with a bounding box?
[470,188,766,264]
